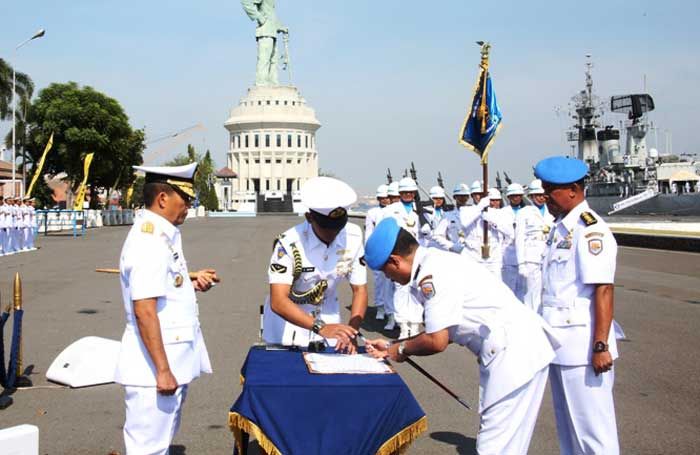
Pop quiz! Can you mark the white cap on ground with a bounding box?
[527,179,545,195]
[505,183,524,196]
[300,176,357,216]
[398,177,418,192]
[429,186,446,199]
[488,188,502,200]
[470,180,483,194]
[452,183,470,196]
[376,184,389,198]
[387,181,400,196]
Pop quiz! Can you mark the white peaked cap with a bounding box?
[429,186,446,198]
[300,177,357,216]
[470,180,483,194]
[133,162,198,197]
[488,188,502,200]
[376,184,389,198]
[527,179,545,195]
[452,183,470,196]
[387,181,400,196]
[398,177,418,192]
[506,183,524,196]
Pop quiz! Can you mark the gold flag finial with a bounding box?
[13,272,22,311]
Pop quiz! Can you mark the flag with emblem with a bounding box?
[459,43,503,164]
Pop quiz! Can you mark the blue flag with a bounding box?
[459,69,503,164]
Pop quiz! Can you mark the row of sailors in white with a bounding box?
[0,197,38,256]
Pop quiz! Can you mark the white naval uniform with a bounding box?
[26,205,36,250]
[19,204,30,251]
[420,206,445,247]
[116,210,212,455]
[542,200,623,455]
[459,204,514,276]
[264,220,367,347]
[515,204,554,312]
[0,203,7,255]
[410,247,557,455]
[366,205,388,310]
[381,202,423,325]
[500,205,524,297]
[431,209,465,253]
[9,204,20,254]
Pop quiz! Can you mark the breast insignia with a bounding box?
[580,212,598,226]
[141,221,154,234]
[173,273,184,287]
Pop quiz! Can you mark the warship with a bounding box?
[567,57,700,216]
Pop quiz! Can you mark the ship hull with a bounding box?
[587,193,700,216]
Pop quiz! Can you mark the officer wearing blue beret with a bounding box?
[535,156,625,455]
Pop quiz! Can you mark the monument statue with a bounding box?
[241,0,288,86]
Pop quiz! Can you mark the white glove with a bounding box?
[477,197,490,210]
[420,223,432,235]
[481,208,497,224]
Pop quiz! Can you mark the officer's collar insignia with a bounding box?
[174,273,184,287]
[329,207,346,219]
[270,263,287,273]
[141,221,154,234]
[580,211,597,226]
[588,238,603,256]
[419,275,435,299]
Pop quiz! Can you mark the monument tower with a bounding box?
[222,0,320,212]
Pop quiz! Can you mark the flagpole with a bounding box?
[479,43,491,259]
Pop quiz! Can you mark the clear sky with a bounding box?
[2,0,698,195]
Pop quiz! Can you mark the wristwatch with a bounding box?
[311,318,326,334]
[592,341,608,353]
[397,342,407,357]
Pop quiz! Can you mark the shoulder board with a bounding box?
[141,221,154,234]
[580,211,598,226]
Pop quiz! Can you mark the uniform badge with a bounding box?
[419,276,435,299]
[270,263,287,273]
[276,245,286,259]
[556,239,572,249]
[543,225,551,234]
[585,232,604,239]
[141,221,154,234]
[588,238,603,255]
[174,273,184,287]
[405,218,416,228]
[301,267,316,272]
[580,211,598,226]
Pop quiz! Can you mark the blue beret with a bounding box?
[534,156,589,185]
[364,218,400,270]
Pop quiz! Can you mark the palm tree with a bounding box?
[1,58,34,156]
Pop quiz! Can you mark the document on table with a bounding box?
[303,353,395,374]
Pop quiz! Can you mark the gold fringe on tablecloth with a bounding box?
[229,412,282,455]
[375,415,428,455]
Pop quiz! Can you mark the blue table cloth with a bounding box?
[229,346,427,455]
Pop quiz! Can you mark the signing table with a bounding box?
[229,346,427,455]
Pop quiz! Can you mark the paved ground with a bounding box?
[1,216,699,454]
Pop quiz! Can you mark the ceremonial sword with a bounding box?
[357,332,471,410]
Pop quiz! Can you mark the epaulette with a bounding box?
[141,221,154,234]
[580,211,597,227]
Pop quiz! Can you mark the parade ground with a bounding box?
[1,216,699,454]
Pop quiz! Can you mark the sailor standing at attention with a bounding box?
[515,179,554,313]
[380,181,401,330]
[501,183,526,297]
[420,185,446,245]
[116,163,218,455]
[365,184,391,320]
[0,196,7,255]
[364,218,559,455]
[381,177,424,339]
[432,183,470,253]
[263,176,367,352]
[535,156,624,455]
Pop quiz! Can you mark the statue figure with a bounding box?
[241,0,288,86]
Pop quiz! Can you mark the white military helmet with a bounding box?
[376,184,389,198]
[527,179,545,195]
[387,181,400,196]
[470,180,483,194]
[488,188,502,200]
[505,183,524,196]
[429,185,446,199]
[398,177,418,192]
[452,183,470,196]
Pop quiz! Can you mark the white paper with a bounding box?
[304,353,393,374]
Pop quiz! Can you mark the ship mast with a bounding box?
[571,55,602,165]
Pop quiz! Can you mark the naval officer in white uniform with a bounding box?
[365,184,391,320]
[116,163,218,455]
[264,176,367,352]
[536,156,624,455]
[364,218,558,455]
[431,183,470,253]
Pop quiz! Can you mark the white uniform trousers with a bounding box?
[392,282,423,324]
[124,385,189,455]
[549,364,619,455]
[4,228,13,253]
[13,228,22,252]
[372,270,385,308]
[501,264,522,300]
[477,366,549,455]
[22,227,32,250]
[521,263,543,313]
[0,229,5,255]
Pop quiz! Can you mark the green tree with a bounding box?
[21,82,145,208]
[165,144,219,210]
[0,58,33,121]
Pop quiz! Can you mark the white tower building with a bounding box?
[222,85,320,212]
